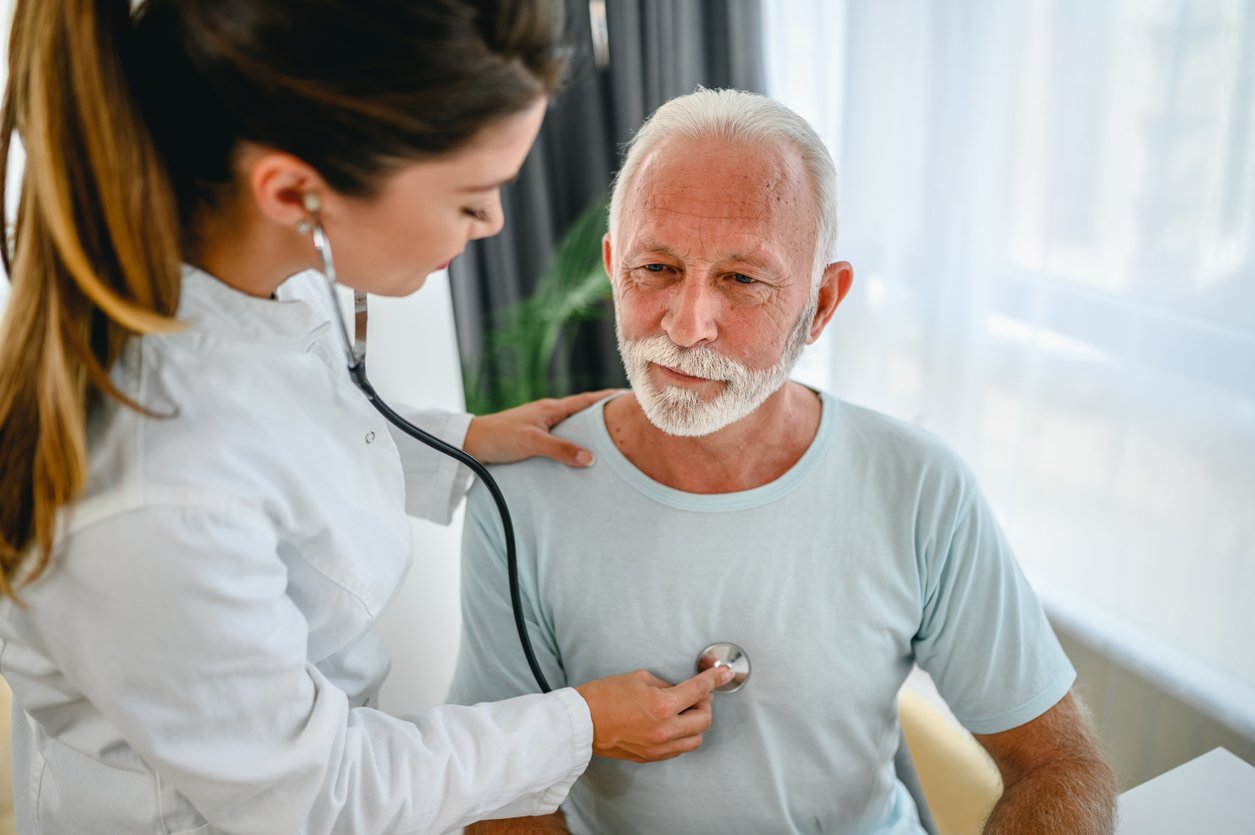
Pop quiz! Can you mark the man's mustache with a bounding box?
[622,337,751,383]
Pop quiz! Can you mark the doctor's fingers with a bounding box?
[523,389,624,466]
[622,729,708,763]
[662,665,733,713]
[525,429,599,468]
[667,698,714,738]
[539,389,624,426]
[682,692,714,716]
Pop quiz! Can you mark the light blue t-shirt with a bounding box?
[448,392,1074,835]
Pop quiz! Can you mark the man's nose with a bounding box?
[662,277,719,347]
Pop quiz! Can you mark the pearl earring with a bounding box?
[296,193,322,235]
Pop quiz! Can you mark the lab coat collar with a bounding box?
[178,264,329,347]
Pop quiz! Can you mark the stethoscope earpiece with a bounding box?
[697,642,750,693]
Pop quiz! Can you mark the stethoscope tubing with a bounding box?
[309,217,551,695]
[348,363,554,695]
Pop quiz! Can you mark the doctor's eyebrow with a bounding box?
[459,174,519,192]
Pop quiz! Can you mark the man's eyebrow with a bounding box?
[626,244,784,273]
[459,174,519,193]
[725,251,772,267]
[723,251,787,274]
[632,240,681,258]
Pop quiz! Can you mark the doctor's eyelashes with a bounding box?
[463,206,493,223]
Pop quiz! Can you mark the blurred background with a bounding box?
[0,0,1251,814]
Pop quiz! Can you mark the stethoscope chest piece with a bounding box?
[697,642,750,693]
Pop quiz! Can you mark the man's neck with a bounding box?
[603,382,823,493]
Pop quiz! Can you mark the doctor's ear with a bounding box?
[241,145,330,230]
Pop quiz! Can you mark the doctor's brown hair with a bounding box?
[0,0,569,597]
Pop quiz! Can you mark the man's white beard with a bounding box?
[616,294,817,438]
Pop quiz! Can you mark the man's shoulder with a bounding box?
[820,392,975,485]
[826,394,944,445]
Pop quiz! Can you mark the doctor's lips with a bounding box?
[434,253,461,271]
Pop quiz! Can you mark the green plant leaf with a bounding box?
[465,194,614,412]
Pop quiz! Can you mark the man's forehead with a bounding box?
[627,223,776,257]
[632,193,778,234]
[625,137,810,218]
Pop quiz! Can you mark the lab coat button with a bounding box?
[365,431,375,444]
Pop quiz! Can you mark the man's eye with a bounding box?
[463,207,491,222]
[644,263,667,272]
[731,273,756,285]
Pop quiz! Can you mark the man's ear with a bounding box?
[808,261,854,344]
[602,233,614,278]
[243,147,329,229]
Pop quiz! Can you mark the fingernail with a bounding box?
[576,451,594,466]
[718,668,734,684]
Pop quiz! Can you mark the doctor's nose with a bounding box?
[662,278,719,347]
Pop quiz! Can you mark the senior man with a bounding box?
[448,89,1116,835]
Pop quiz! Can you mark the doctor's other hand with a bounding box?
[464,390,621,467]
[574,666,733,763]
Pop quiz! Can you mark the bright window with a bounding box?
[766,0,1255,735]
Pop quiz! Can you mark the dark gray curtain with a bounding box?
[449,0,766,410]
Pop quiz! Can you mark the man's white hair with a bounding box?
[608,88,839,281]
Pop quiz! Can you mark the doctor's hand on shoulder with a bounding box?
[465,389,621,468]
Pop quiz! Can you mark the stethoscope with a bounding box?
[306,202,750,696]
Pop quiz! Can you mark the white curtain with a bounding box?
[765,0,1255,735]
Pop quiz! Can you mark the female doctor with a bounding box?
[0,0,731,832]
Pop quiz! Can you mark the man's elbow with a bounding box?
[978,692,1117,834]
[465,809,570,834]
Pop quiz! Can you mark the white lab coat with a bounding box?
[0,266,592,834]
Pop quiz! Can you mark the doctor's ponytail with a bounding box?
[0,0,183,597]
[0,0,569,597]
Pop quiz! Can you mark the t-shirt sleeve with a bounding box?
[447,475,571,707]
[912,466,1075,734]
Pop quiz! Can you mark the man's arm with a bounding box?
[465,809,569,834]
[974,691,1116,835]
